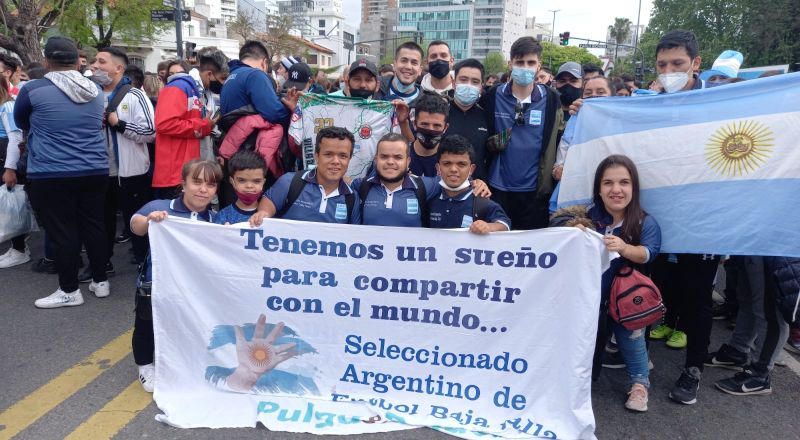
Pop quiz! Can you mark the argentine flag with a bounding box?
[558,72,800,257]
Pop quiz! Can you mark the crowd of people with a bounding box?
[1,28,798,418]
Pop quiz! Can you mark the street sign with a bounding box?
[579,43,607,49]
[150,9,190,22]
[151,9,175,21]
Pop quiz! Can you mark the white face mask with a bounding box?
[438,178,471,192]
[658,68,692,93]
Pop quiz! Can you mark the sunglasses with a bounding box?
[514,101,530,126]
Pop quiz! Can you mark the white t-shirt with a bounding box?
[289,93,397,179]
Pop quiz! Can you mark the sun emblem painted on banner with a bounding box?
[705,120,773,176]
[248,344,274,369]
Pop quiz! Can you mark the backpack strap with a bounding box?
[410,175,429,227]
[106,84,132,113]
[358,180,372,215]
[276,172,307,218]
[344,192,355,224]
[472,195,489,221]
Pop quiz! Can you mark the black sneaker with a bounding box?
[78,262,115,283]
[704,343,748,370]
[715,371,771,396]
[669,366,701,404]
[31,257,57,274]
[115,232,131,244]
[602,350,626,369]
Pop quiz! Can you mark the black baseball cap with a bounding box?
[349,58,377,78]
[284,62,312,90]
[44,37,79,64]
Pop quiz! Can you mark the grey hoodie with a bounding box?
[44,70,100,103]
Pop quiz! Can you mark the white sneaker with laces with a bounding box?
[0,247,31,268]
[34,288,84,309]
[89,280,111,298]
[138,363,155,393]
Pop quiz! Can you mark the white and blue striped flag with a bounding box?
[558,72,800,257]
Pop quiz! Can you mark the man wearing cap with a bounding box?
[699,50,743,86]
[554,62,583,122]
[329,59,379,98]
[282,62,313,93]
[14,37,111,308]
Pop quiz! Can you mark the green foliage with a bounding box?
[539,42,602,71]
[59,0,172,49]
[482,52,506,76]
[608,17,632,63]
[642,0,799,69]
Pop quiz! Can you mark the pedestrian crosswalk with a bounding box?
[0,329,150,440]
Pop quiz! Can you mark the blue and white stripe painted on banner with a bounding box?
[558,72,800,257]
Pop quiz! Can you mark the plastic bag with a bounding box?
[0,185,38,243]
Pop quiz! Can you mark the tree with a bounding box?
[257,15,306,61]
[228,10,256,42]
[0,0,71,64]
[608,17,632,65]
[482,52,506,76]
[539,42,602,70]
[58,0,172,50]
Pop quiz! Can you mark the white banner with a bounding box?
[150,218,610,439]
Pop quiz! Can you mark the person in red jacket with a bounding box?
[152,60,216,198]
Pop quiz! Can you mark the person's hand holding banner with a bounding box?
[227,314,297,392]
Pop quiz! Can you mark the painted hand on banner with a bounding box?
[227,314,297,392]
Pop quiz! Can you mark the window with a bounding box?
[319,19,325,28]
[128,56,145,69]
[319,30,326,36]
[309,54,318,64]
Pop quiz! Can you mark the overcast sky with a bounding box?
[340,0,654,56]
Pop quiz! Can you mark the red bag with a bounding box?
[609,265,665,330]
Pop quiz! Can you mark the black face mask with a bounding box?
[209,80,223,94]
[557,84,582,106]
[428,60,450,80]
[415,127,444,149]
[350,88,373,99]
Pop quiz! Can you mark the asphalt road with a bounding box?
[1,229,799,440]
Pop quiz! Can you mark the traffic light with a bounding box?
[559,31,570,46]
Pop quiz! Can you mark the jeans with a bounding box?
[612,321,650,387]
[752,264,791,377]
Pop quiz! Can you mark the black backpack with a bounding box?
[276,172,355,223]
[358,175,429,227]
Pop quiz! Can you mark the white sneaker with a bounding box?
[89,280,110,298]
[0,247,31,268]
[34,288,84,309]
[138,363,155,393]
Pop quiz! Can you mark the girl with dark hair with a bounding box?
[587,154,662,412]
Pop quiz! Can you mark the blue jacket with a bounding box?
[220,60,288,123]
[14,73,108,178]
[764,257,800,325]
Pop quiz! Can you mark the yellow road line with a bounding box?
[64,380,152,440]
[0,329,133,440]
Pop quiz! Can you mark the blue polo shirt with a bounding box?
[133,197,216,286]
[352,174,441,227]
[489,83,549,192]
[266,170,361,224]
[429,188,511,230]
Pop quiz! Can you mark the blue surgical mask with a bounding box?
[392,76,416,93]
[511,67,536,86]
[454,84,480,106]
